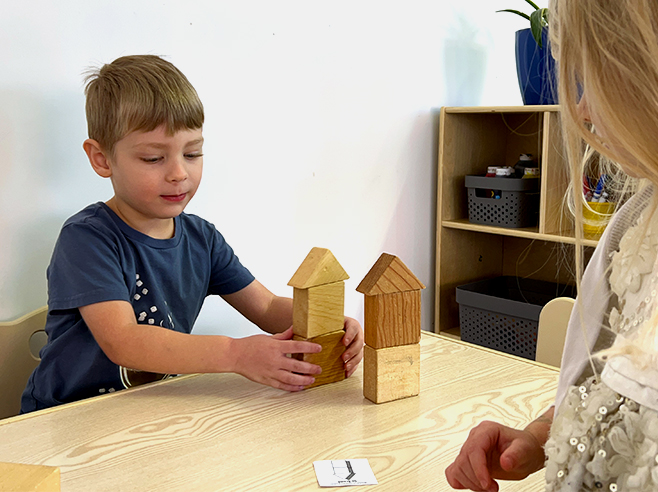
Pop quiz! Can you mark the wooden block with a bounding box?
[356,253,425,295]
[293,330,346,388]
[363,344,420,404]
[288,247,349,289]
[364,291,421,349]
[293,281,345,338]
[0,462,60,492]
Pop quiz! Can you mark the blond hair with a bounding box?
[550,0,658,367]
[550,0,658,275]
[84,55,204,153]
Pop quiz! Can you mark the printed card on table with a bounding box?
[313,459,378,487]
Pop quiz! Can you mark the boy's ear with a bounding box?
[83,139,112,178]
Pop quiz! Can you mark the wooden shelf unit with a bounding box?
[434,106,594,336]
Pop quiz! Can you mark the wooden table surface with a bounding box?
[0,332,558,491]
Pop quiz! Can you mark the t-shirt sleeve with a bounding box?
[207,229,255,296]
[47,222,132,311]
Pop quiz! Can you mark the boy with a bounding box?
[21,55,364,412]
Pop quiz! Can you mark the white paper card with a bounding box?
[313,459,378,487]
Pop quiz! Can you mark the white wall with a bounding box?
[0,0,527,337]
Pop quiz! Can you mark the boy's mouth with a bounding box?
[161,193,187,202]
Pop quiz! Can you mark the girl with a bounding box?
[445,1,658,491]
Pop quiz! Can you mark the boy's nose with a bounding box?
[167,158,188,182]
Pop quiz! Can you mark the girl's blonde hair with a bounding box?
[84,55,204,153]
[550,0,658,368]
[550,0,658,278]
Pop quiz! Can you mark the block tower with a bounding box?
[288,247,350,388]
[356,253,425,403]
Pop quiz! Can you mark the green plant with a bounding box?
[498,0,549,47]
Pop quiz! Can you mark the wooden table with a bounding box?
[0,333,558,491]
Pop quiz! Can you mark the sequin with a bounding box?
[616,395,624,402]
[570,437,579,446]
[599,406,608,415]
[646,296,651,303]
[652,289,657,296]
[582,393,588,400]
[595,482,603,489]
[595,414,603,421]
[598,449,607,458]
[610,484,618,492]
[557,470,565,478]
[580,436,588,444]
[580,386,587,393]
[578,443,587,452]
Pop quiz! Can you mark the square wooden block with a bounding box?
[364,291,421,349]
[363,344,420,404]
[293,281,345,338]
[293,330,346,388]
[0,462,60,492]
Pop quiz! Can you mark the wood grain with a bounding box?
[364,291,421,349]
[356,254,425,295]
[363,344,420,404]
[288,247,349,289]
[292,282,345,338]
[0,334,558,491]
[292,331,346,388]
[0,462,60,492]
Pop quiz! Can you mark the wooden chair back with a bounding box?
[0,307,48,419]
[536,297,575,368]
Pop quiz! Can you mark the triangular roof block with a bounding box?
[356,253,425,295]
[288,247,349,289]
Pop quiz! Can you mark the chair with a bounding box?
[0,307,48,419]
[536,297,575,368]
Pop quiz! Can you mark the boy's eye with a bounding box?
[185,153,203,160]
[141,156,162,163]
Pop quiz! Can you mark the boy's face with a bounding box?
[105,126,203,235]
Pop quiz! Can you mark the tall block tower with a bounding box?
[288,247,350,388]
[356,253,425,403]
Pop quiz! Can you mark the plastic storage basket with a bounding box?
[456,276,575,360]
[465,175,540,228]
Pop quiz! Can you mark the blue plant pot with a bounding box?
[515,28,557,105]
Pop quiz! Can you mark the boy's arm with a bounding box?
[223,280,365,377]
[221,280,293,334]
[79,299,323,391]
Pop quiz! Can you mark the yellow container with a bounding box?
[582,201,616,239]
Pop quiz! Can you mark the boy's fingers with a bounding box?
[285,358,322,375]
[277,369,316,388]
[285,340,322,354]
[272,326,294,340]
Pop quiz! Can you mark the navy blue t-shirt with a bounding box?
[21,202,254,412]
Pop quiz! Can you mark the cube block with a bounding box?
[293,281,344,338]
[0,462,60,492]
[293,330,346,388]
[363,344,420,404]
[364,291,421,349]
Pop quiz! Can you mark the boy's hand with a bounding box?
[342,316,364,378]
[229,328,323,392]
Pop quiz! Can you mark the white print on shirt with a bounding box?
[115,273,174,389]
[131,273,174,329]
